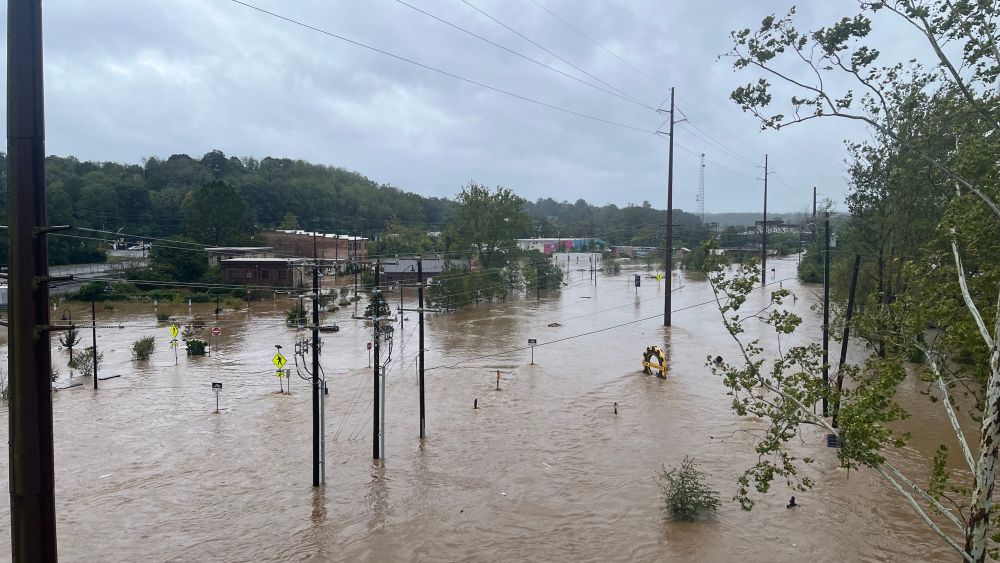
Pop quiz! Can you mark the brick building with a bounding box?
[220,258,305,288]
[263,230,367,267]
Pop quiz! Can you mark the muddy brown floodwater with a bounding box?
[0,256,966,562]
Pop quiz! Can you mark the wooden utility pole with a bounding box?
[373,259,382,459]
[833,255,861,429]
[762,154,768,286]
[822,211,831,416]
[312,232,322,485]
[664,87,675,327]
[417,257,425,440]
[91,298,98,389]
[8,0,59,559]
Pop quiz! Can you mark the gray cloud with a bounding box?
[1,1,925,212]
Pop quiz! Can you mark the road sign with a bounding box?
[272,352,287,369]
[634,274,641,287]
[211,326,222,336]
[367,342,373,350]
[656,273,663,281]
[528,339,537,345]
[275,370,285,379]
[212,382,222,390]
[169,324,179,338]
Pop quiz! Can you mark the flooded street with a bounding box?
[0,256,959,562]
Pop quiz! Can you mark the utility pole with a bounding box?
[833,255,861,429]
[373,259,381,460]
[813,187,817,218]
[696,153,705,223]
[91,298,98,389]
[664,86,675,327]
[312,232,322,486]
[822,211,831,417]
[762,154,768,286]
[417,257,425,440]
[9,0,59,558]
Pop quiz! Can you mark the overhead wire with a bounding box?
[228,0,658,134]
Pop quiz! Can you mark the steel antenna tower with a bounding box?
[696,153,705,223]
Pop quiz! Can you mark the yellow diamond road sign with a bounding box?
[169,324,179,338]
[272,353,287,369]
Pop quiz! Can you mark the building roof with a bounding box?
[272,230,367,241]
[220,258,300,264]
[206,246,273,252]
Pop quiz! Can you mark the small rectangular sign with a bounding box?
[634,274,641,287]
[211,382,222,390]
[528,339,537,345]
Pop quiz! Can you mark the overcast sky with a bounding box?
[1,1,928,212]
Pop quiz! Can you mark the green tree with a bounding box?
[148,237,208,283]
[451,182,529,269]
[728,2,1000,559]
[183,180,253,246]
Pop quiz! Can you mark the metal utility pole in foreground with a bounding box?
[813,186,817,218]
[762,154,768,286]
[417,258,426,440]
[8,0,59,558]
[822,211,831,417]
[664,86,675,327]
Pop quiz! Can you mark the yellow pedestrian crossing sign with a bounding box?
[169,324,179,338]
[656,273,663,281]
[272,352,287,369]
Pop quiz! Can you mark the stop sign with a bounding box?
[367,342,372,350]
[211,326,222,336]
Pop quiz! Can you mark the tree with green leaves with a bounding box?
[451,182,529,269]
[728,3,1000,559]
[182,180,254,246]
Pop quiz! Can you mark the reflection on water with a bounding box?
[0,257,963,561]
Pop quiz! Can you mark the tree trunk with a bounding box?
[965,312,1000,562]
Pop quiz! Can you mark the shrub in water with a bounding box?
[69,346,103,377]
[657,456,720,521]
[131,336,156,361]
[186,339,207,356]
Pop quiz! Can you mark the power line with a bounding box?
[228,0,657,134]
[527,0,667,90]
[390,0,652,111]
[459,0,655,110]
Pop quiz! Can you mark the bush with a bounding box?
[186,339,207,356]
[192,316,206,328]
[131,336,156,361]
[657,457,720,521]
[286,303,307,325]
[69,346,103,377]
[338,298,351,307]
[155,312,171,322]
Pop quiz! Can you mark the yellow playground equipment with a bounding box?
[641,346,668,378]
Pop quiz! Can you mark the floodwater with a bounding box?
[0,255,966,562]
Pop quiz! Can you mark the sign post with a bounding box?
[634,274,641,294]
[367,341,372,367]
[272,352,288,394]
[528,338,537,365]
[169,323,180,365]
[212,382,222,412]
[211,326,222,356]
